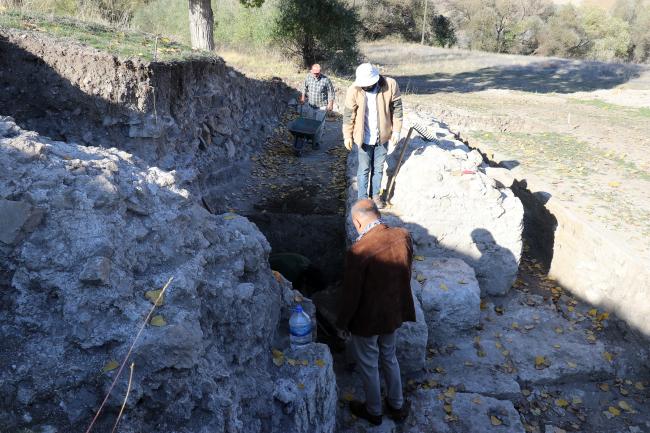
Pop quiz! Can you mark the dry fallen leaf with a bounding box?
[608,406,621,416]
[604,353,612,360]
[343,393,354,401]
[490,416,502,426]
[557,398,569,407]
[150,315,167,326]
[567,362,577,368]
[145,290,164,306]
[440,284,448,291]
[296,382,304,389]
[472,398,482,404]
[495,343,502,348]
[535,356,545,365]
[416,274,428,283]
[473,336,482,342]
[443,405,453,413]
[338,401,344,407]
[588,309,597,317]
[223,215,236,220]
[572,398,582,405]
[502,350,509,356]
[436,367,445,373]
[103,359,119,372]
[556,328,563,333]
[295,296,303,302]
[603,410,615,419]
[286,358,296,366]
[464,361,474,366]
[459,279,468,284]
[414,255,424,261]
[273,356,284,367]
[315,360,325,367]
[599,383,611,392]
[272,350,284,358]
[635,382,645,390]
[432,262,439,266]
[619,401,633,412]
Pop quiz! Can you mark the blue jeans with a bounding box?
[357,141,388,200]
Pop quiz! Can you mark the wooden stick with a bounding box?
[386,127,414,204]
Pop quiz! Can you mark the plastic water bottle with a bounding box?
[289,306,312,349]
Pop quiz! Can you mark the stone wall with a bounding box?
[0,116,336,431]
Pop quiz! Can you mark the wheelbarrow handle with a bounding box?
[299,104,303,117]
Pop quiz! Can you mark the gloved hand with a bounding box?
[390,132,400,147]
[344,138,353,151]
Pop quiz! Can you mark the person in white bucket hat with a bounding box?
[343,63,403,208]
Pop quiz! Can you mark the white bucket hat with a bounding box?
[354,63,379,88]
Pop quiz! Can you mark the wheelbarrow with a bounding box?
[287,105,329,157]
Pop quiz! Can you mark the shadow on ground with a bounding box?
[389,60,648,94]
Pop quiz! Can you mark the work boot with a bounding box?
[385,401,406,423]
[372,195,385,209]
[350,401,382,426]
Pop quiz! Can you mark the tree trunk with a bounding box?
[188,0,215,51]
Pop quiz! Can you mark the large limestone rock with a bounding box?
[345,110,523,296]
[403,389,526,433]
[0,199,44,245]
[411,258,481,343]
[0,117,336,432]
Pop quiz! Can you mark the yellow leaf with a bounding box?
[495,343,502,348]
[477,349,486,357]
[608,406,620,416]
[223,215,236,220]
[273,356,284,366]
[351,413,357,420]
[416,274,427,283]
[625,380,633,385]
[103,359,119,372]
[443,405,453,413]
[251,157,259,161]
[532,315,540,320]
[436,366,445,372]
[272,350,284,358]
[414,255,424,261]
[432,262,439,266]
[619,401,633,412]
[494,334,500,338]
[295,296,302,302]
[316,360,325,367]
[588,309,597,317]
[604,353,612,360]
[440,284,449,291]
[556,328,563,333]
[150,315,167,326]
[609,183,619,187]
[572,398,582,405]
[635,382,645,390]
[547,277,556,281]
[338,401,344,407]
[458,279,468,284]
[554,344,561,348]
[490,416,502,426]
[502,350,509,356]
[464,361,474,366]
[296,382,304,389]
[286,358,296,366]
[297,360,308,366]
[145,290,163,306]
[343,393,354,401]
[161,38,170,43]
[438,395,444,401]
[557,398,569,407]
[472,398,482,404]
[567,362,577,367]
[473,336,482,342]
[61,154,72,160]
[535,357,545,365]
[598,313,610,321]
[599,383,610,392]
[512,323,519,328]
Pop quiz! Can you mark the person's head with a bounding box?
[351,199,381,234]
[301,264,328,293]
[311,63,321,80]
[354,63,379,92]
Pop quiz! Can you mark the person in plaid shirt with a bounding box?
[301,64,335,149]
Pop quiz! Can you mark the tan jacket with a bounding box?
[342,76,403,146]
[335,223,415,337]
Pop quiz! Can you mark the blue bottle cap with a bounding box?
[291,306,303,313]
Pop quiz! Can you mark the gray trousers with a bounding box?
[351,332,403,416]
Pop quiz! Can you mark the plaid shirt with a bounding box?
[302,74,335,108]
[355,219,383,243]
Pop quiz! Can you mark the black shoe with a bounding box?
[350,401,382,426]
[313,142,321,150]
[385,400,406,423]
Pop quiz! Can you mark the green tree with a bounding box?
[431,14,456,47]
[611,0,650,62]
[535,4,591,58]
[273,0,361,69]
[581,4,631,60]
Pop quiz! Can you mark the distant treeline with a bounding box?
[6,0,649,63]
